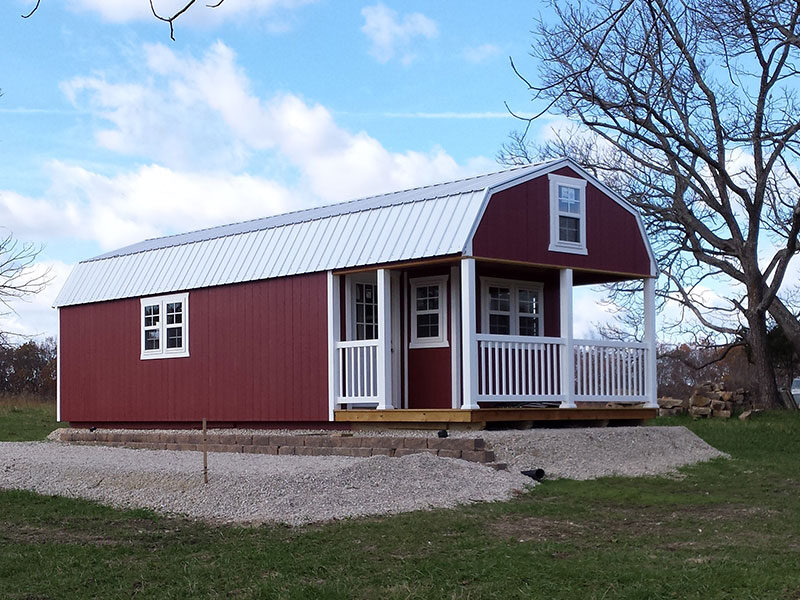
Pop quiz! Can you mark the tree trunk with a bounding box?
[746,311,783,408]
[768,296,800,358]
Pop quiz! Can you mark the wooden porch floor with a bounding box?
[334,407,657,429]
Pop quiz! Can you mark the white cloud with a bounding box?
[3,40,494,338]
[0,162,293,250]
[360,3,437,64]
[62,42,486,204]
[0,260,72,341]
[463,43,500,64]
[573,286,618,338]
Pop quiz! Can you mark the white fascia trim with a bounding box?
[460,187,491,257]
[326,271,339,422]
[449,265,462,409]
[409,275,449,349]
[548,174,588,255]
[56,307,61,422]
[140,292,190,360]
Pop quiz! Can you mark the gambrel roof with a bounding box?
[54,158,655,307]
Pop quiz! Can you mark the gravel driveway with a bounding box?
[0,426,724,525]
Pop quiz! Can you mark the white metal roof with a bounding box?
[54,158,656,307]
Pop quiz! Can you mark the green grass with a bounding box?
[1,406,799,599]
[0,395,66,441]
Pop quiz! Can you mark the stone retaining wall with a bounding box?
[55,430,503,468]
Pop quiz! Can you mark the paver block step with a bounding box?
[61,431,498,464]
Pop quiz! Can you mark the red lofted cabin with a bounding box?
[55,158,658,428]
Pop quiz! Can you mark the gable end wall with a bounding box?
[472,166,651,276]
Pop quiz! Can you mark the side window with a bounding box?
[410,276,448,348]
[549,174,587,254]
[481,279,543,337]
[141,293,189,359]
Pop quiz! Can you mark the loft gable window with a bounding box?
[410,276,448,348]
[140,293,189,360]
[481,278,543,337]
[548,174,588,255]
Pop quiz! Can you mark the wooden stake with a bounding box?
[202,418,208,484]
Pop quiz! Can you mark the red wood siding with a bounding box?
[60,273,329,424]
[405,265,452,409]
[472,167,651,277]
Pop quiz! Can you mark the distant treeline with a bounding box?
[658,327,799,403]
[0,338,56,399]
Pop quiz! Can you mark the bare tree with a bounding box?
[0,233,50,343]
[22,0,227,40]
[503,0,800,406]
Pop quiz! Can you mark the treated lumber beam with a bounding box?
[334,408,657,424]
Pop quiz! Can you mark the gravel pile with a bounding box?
[476,426,727,479]
[0,443,530,525]
[1,426,725,524]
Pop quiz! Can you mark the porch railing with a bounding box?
[476,334,564,400]
[335,335,650,406]
[335,339,379,404]
[476,334,648,403]
[573,339,648,401]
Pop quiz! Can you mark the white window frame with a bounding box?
[409,275,448,349]
[140,292,189,360]
[480,277,544,337]
[548,173,588,255]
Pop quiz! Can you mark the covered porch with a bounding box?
[327,257,658,424]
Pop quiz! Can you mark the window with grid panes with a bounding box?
[482,279,543,337]
[354,282,378,340]
[558,185,581,243]
[548,173,587,254]
[410,276,448,348]
[140,293,189,359]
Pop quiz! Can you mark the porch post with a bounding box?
[559,268,576,408]
[450,265,462,409]
[376,268,393,410]
[644,277,658,408]
[327,271,340,422]
[460,258,479,409]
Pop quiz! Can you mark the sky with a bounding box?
[0,0,616,340]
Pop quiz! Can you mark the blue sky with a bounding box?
[0,0,607,338]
